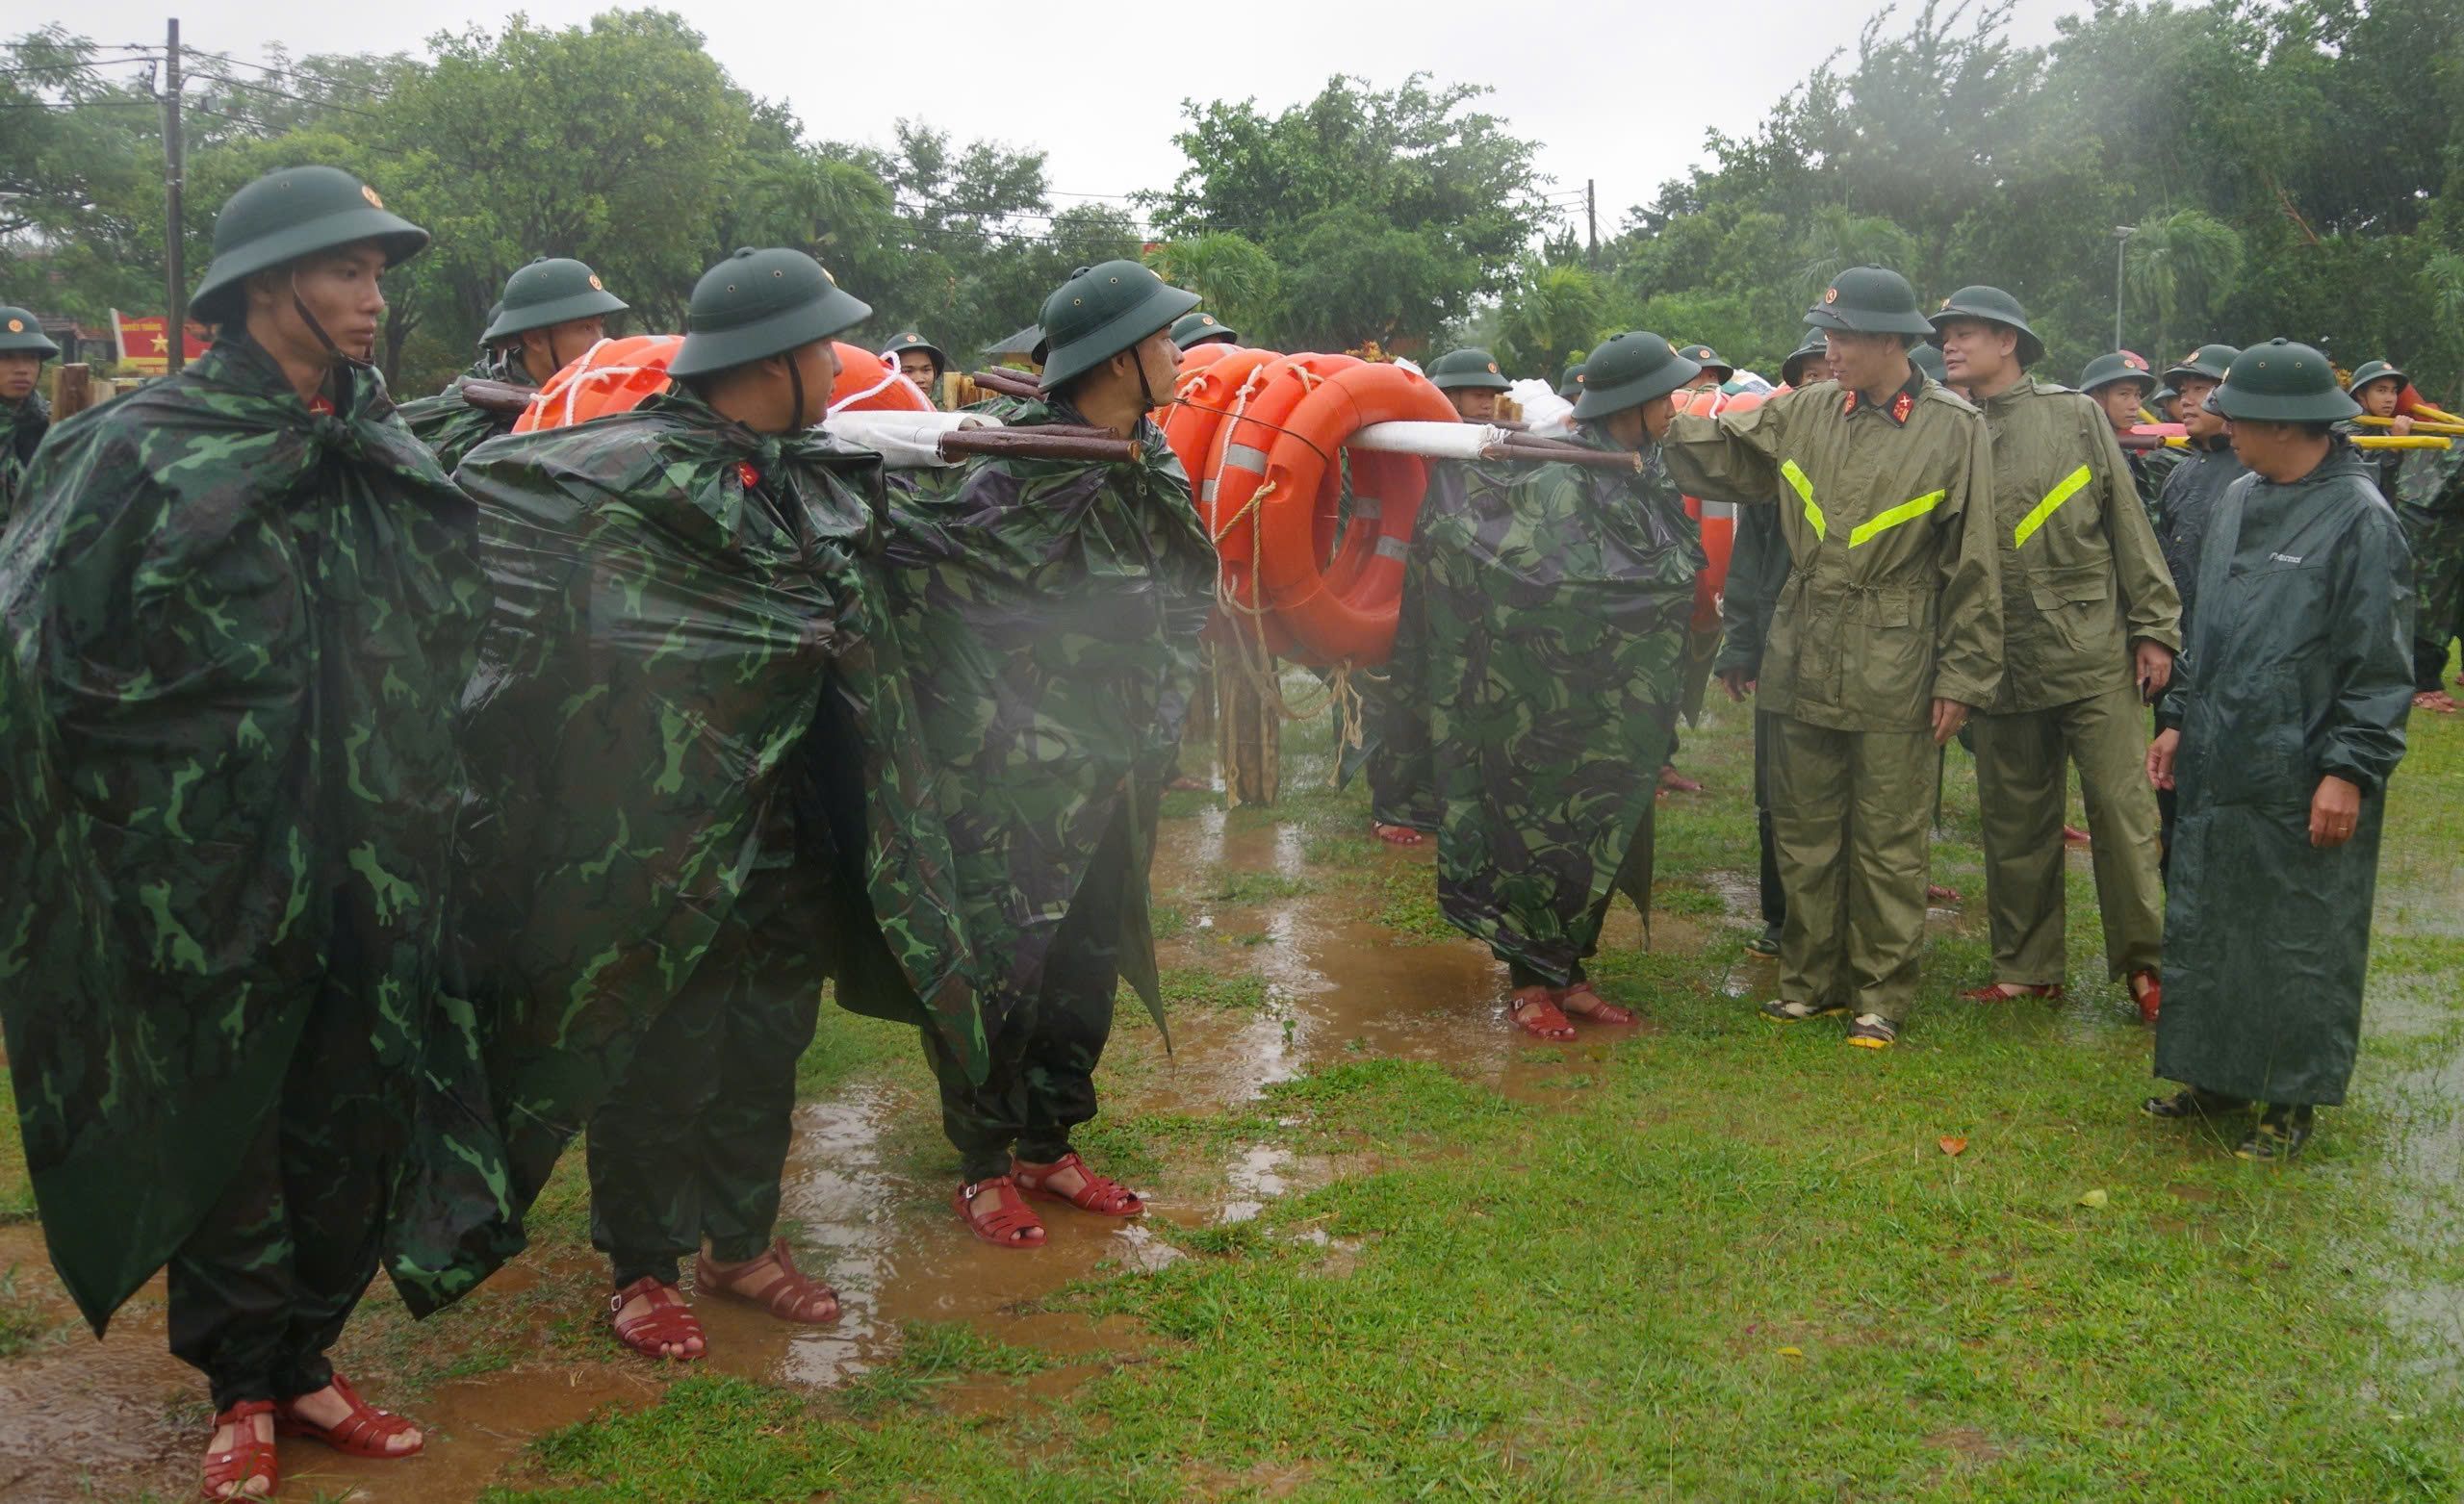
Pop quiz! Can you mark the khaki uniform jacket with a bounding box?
[1974,377,2182,713]
[1665,374,2003,732]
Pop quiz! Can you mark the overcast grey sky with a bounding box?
[44,1,2083,233]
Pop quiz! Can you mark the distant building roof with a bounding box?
[983,323,1043,359]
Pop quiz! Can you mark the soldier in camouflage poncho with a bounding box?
[890,261,1212,1247]
[1,166,464,1493]
[409,248,985,1359]
[1386,332,1703,1040]
[399,257,628,472]
[0,302,57,521]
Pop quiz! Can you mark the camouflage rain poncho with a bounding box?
[0,336,483,1332]
[1,389,50,522]
[398,350,527,474]
[1386,427,1702,983]
[881,396,1213,1033]
[389,389,987,1310]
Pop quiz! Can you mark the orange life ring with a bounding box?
[512,334,681,432]
[827,343,933,413]
[1152,341,1234,429]
[1165,345,1279,507]
[1201,353,1362,658]
[1675,387,1760,631]
[1250,361,1457,666]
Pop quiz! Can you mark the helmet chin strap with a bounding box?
[288,269,369,375]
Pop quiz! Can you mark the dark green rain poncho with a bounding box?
[1386,429,1702,982]
[0,335,483,1331]
[398,348,526,474]
[2151,437,2247,634]
[881,395,1213,1033]
[389,388,988,1309]
[2155,443,2412,1106]
[1,389,49,521]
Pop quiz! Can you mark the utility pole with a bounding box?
[2111,224,2134,354]
[1586,179,1599,268]
[163,18,186,374]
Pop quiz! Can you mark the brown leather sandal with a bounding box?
[200,1399,278,1500]
[695,1237,841,1325]
[608,1276,706,1361]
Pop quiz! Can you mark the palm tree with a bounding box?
[2126,209,2244,356]
[1789,205,1919,304]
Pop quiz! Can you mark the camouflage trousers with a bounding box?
[1503,819,1654,991]
[923,808,1133,1184]
[2397,504,2464,691]
[587,860,829,1288]
[167,956,405,1411]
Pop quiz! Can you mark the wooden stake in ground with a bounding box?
[1216,635,1281,808]
[49,364,95,421]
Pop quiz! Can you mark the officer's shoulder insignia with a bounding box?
[1892,392,1913,423]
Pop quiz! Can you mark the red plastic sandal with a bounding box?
[606,1277,706,1361]
[273,1373,423,1460]
[2129,969,2162,1025]
[1014,1152,1144,1217]
[1959,981,2064,1002]
[1555,983,1637,1027]
[696,1237,840,1325]
[1506,984,1576,1040]
[200,1399,278,1500]
[1373,822,1425,847]
[954,1175,1048,1248]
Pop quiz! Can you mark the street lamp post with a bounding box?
[2113,225,2135,353]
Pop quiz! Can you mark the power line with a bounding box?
[179,42,393,99]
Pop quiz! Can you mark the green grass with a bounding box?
[466,695,2464,1501]
[11,663,2464,1501]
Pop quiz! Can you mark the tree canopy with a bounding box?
[4,2,2459,395]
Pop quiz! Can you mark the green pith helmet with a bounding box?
[668,246,871,379]
[1780,336,1830,387]
[1572,331,1700,421]
[1427,347,1512,393]
[2346,357,2407,395]
[189,166,429,325]
[1033,260,1201,391]
[2211,338,2361,423]
[1674,343,1732,380]
[1802,266,1935,337]
[1557,361,1587,400]
[2152,383,2180,412]
[482,257,629,342]
[1930,285,2044,368]
[1170,311,1239,349]
[2079,350,2156,395]
[0,306,60,359]
[1910,343,1948,383]
[882,330,946,368]
[2164,343,2240,385]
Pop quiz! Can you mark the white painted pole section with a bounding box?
[821,411,1001,469]
[1344,421,1503,459]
